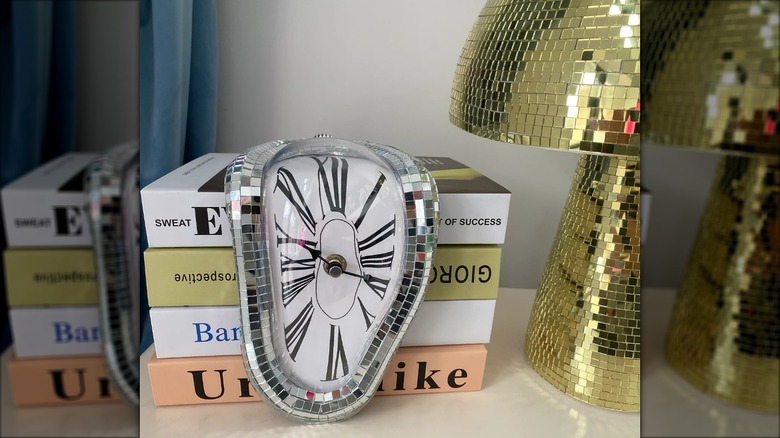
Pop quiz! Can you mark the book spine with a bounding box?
[10,307,101,358]
[0,153,97,247]
[148,344,487,406]
[150,300,496,359]
[7,354,122,406]
[1,190,91,247]
[437,193,510,245]
[141,192,510,247]
[141,190,228,248]
[145,245,501,307]
[4,248,97,306]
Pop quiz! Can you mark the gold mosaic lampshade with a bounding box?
[644,0,779,411]
[450,0,641,411]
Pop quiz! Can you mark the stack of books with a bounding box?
[141,153,510,406]
[1,153,122,406]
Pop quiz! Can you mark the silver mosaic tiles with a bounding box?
[85,142,141,406]
[225,137,439,423]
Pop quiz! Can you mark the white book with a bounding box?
[150,299,496,359]
[2,153,98,247]
[141,153,510,247]
[10,306,101,358]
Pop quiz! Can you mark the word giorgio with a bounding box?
[430,264,492,284]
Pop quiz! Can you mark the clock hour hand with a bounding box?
[315,251,383,285]
[310,250,333,271]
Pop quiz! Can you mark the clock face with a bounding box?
[266,153,405,393]
[227,136,439,423]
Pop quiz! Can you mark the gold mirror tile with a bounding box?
[665,155,779,411]
[525,154,641,411]
[450,0,640,156]
[643,0,779,156]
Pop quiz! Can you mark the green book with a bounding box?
[145,245,501,306]
[4,248,97,306]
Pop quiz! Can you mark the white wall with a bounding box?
[215,0,579,289]
[215,0,716,289]
[641,144,720,287]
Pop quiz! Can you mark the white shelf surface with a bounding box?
[140,288,640,437]
[5,287,777,437]
[0,348,138,437]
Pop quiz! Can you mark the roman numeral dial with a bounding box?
[275,168,318,234]
[267,154,405,393]
[281,273,314,307]
[354,174,385,230]
[357,297,375,330]
[275,219,319,255]
[285,299,314,361]
[229,135,441,424]
[364,274,390,299]
[360,249,394,269]
[280,254,316,273]
[358,218,395,252]
[325,324,349,381]
[313,157,348,215]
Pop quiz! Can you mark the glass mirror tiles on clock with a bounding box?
[226,137,439,423]
[85,142,141,406]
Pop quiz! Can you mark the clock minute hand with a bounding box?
[314,251,368,280]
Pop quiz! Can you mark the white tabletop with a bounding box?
[0,349,138,437]
[5,287,774,437]
[641,288,779,437]
[140,288,640,437]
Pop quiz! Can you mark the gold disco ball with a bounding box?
[450,0,640,157]
[644,0,779,410]
[450,0,641,411]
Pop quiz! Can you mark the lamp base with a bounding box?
[525,154,641,411]
[666,155,779,411]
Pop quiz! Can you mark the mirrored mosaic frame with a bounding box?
[225,137,439,423]
[85,141,141,406]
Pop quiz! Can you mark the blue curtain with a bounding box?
[0,0,77,352]
[139,0,218,352]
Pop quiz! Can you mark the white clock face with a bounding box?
[266,153,405,393]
